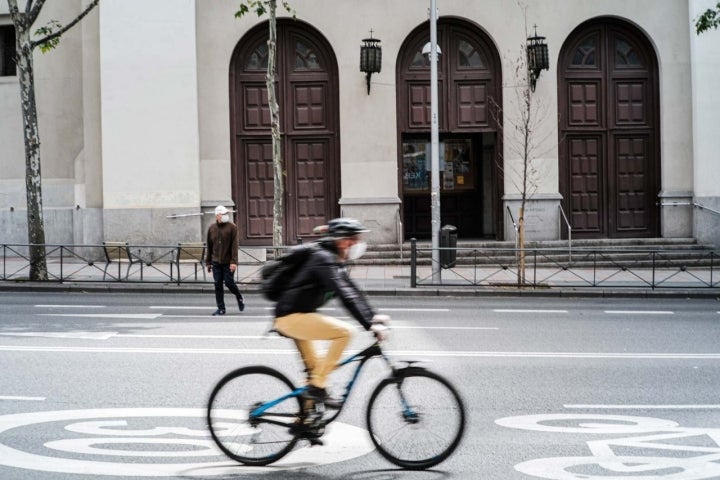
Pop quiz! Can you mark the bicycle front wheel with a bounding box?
[366,368,465,470]
[207,366,302,466]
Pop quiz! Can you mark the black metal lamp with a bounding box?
[360,34,382,94]
[526,26,549,92]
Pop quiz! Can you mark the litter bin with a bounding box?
[440,225,457,269]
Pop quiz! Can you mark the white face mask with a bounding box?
[347,240,367,261]
[219,214,230,223]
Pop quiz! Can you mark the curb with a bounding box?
[1,281,718,299]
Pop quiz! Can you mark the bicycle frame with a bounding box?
[249,342,397,421]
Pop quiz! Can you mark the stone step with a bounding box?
[355,238,717,266]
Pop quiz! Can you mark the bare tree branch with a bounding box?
[27,0,45,26]
[31,0,99,50]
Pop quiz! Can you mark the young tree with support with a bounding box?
[235,0,294,256]
[7,0,99,280]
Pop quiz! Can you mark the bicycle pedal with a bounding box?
[307,437,324,447]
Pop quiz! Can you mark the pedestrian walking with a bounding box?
[205,205,245,316]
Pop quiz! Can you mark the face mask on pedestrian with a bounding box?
[219,214,230,223]
[347,240,367,261]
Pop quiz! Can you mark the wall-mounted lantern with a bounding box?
[360,34,382,94]
[526,26,549,92]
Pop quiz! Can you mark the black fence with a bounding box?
[409,240,719,289]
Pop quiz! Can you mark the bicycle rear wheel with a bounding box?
[207,366,302,466]
[366,367,465,469]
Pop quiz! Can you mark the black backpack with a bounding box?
[260,243,318,301]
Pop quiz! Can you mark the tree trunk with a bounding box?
[13,8,48,280]
[517,206,525,287]
[266,0,283,254]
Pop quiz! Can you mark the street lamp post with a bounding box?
[429,0,441,282]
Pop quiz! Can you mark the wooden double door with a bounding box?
[559,19,660,238]
[230,21,339,245]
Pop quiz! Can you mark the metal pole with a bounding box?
[430,0,441,282]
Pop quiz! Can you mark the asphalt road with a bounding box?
[0,291,719,479]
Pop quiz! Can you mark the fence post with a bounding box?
[651,251,656,290]
[410,238,417,288]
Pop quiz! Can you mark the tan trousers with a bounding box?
[274,312,353,389]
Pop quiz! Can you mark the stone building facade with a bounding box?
[0,0,718,248]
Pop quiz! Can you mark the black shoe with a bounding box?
[236,294,245,312]
[212,309,226,316]
[303,386,342,410]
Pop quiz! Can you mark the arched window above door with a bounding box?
[571,35,597,67]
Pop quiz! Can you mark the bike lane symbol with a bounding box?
[496,413,720,480]
[0,408,374,476]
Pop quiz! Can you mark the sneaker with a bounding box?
[212,309,226,316]
[236,294,245,312]
[302,385,342,410]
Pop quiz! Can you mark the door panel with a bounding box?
[288,139,331,241]
[559,19,659,238]
[242,140,274,239]
[568,136,603,233]
[231,21,339,245]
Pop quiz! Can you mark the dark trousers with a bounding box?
[211,262,242,310]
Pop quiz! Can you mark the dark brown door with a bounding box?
[397,20,502,239]
[230,21,339,245]
[559,20,660,238]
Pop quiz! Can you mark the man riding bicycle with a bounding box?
[274,218,389,409]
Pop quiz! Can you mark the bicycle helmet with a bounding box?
[317,217,369,238]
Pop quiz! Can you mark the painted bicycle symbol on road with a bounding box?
[497,413,720,480]
[0,408,373,476]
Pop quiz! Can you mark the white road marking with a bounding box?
[379,308,451,312]
[0,396,45,401]
[118,334,278,339]
[37,314,162,319]
[564,404,720,409]
[149,306,212,310]
[1,345,719,359]
[0,408,373,476]
[391,326,498,330]
[35,305,106,308]
[604,310,674,315]
[493,309,568,313]
[0,332,117,340]
[158,315,272,319]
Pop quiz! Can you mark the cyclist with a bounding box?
[273,217,389,409]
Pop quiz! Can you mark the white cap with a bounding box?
[214,205,229,215]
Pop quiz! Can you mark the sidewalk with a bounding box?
[1,259,719,298]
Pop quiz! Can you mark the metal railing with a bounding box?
[409,240,718,289]
[0,243,269,284]
[558,204,572,261]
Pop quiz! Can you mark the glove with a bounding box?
[370,314,390,341]
[370,323,389,342]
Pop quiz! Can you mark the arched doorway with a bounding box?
[396,19,502,240]
[230,20,340,245]
[558,18,660,238]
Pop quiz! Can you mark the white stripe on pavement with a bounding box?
[493,309,568,313]
[564,404,720,409]
[0,396,45,401]
[37,314,162,319]
[2,345,720,359]
[604,310,674,315]
[35,305,105,308]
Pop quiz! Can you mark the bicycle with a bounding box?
[206,336,466,469]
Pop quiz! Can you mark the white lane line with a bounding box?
[37,313,162,319]
[379,308,451,312]
[149,306,211,310]
[34,305,105,308]
[0,332,117,340]
[564,404,720,409]
[0,395,45,401]
[493,309,568,313]
[158,315,272,319]
[118,334,279,339]
[2,345,720,359]
[392,326,498,330]
[604,310,674,315]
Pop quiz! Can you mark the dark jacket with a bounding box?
[275,242,375,330]
[205,221,239,266]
